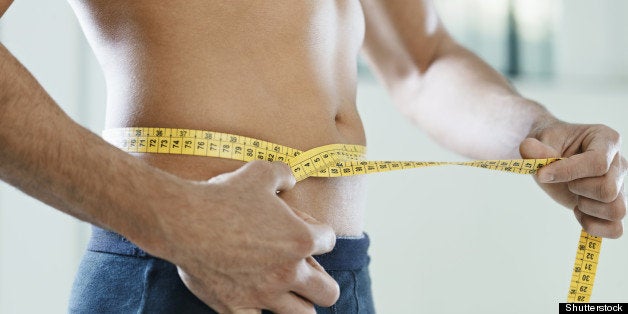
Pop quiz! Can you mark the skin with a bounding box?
[0,0,625,313]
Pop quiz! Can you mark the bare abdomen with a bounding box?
[73,0,368,235]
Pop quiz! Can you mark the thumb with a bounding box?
[520,138,564,183]
[519,138,561,159]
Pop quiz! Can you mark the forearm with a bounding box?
[0,43,177,255]
[381,38,557,159]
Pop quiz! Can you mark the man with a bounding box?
[0,0,624,313]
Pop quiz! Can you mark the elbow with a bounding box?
[387,31,455,98]
[387,69,422,114]
[388,33,462,111]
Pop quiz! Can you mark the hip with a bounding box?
[69,227,375,313]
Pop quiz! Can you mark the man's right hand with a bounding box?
[150,161,339,313]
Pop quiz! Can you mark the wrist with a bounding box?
[522,99,561,140]
[107,164,195,260]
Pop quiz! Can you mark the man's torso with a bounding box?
[69,0,369,236]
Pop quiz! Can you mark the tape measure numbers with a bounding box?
[568,230,602,302]
[103,127,602,303]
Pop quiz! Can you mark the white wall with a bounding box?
[555,0,628,81]
[0,1,626,313]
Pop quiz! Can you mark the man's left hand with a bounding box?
[520,121,626,238]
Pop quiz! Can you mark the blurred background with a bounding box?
[0,0,626,313]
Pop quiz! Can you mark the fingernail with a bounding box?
[539,172,554,183]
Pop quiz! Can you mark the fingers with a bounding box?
[574,206,624,239]
[277,209,338,307]
[567,157,624,202]
[267,292,316,314]
[231,310,261,314]
[232,295,315,314]
[292,208,336,255]
[564,155,625,238]
[521,135,626,238]
[519,138,561,159]
[519,138,566,183]
[267,162,297,192]
[290,257,340,308]
[576,192,626,221]
[307,223,336,256]
[534,127,621,183]
[538,152,614,183]
[563,154,626,237]
[239,160,296,192]
[581,125,622,156]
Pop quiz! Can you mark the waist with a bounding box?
[104,125,368,236]
[88,226,370,271]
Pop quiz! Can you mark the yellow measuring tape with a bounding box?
[103,127,601,303]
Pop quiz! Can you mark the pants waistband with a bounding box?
[88,227,370,271]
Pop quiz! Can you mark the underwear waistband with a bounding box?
[88,226,370,271]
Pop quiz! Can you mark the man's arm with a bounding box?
[0,19,167,253]
[360,0,549,159]
[360,0,626,238]
[0,0,9,16]
[0,1,338,312]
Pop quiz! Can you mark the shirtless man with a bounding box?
[0,0,625,313]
